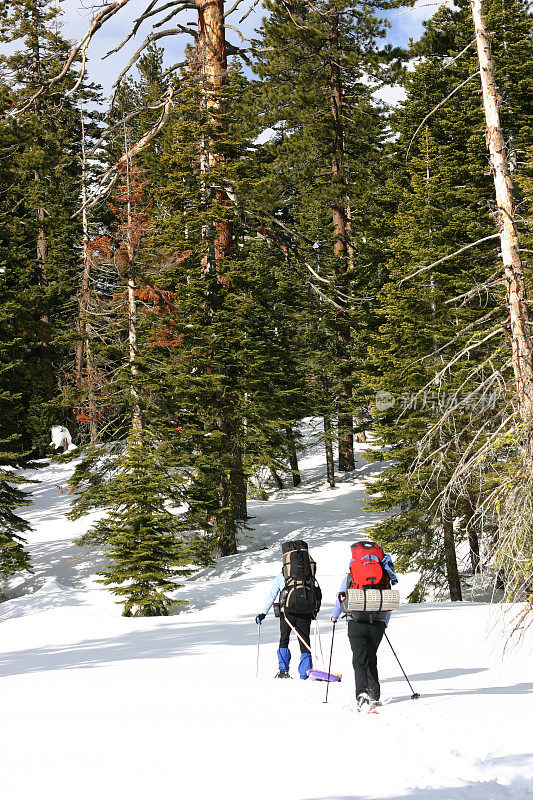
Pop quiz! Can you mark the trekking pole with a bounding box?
[384,631,420,699]
[256,622,261,678]
[324,621,336,704]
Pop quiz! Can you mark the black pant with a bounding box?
[279,612,312,654]
[347,619,385,700]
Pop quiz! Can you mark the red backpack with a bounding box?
[348,541,390,591]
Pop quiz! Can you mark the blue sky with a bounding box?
[56,0,438,101]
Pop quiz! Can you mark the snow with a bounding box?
[49,425,76,452]
[1,419,532,800]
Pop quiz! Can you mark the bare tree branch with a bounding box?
[79,87,174,212]
[12,0,134,115]
[399,234,500,285]
[405,71,481,159]
[111,27,196,94]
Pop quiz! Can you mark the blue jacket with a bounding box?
[331,553,398,623]
[262,573,285,615]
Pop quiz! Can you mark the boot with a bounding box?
[275,670,291,679]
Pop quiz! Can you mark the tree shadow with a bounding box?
[381,667,489,683]
[0,614,266,679]
[301,771,533,800]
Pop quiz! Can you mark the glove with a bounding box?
[255,613,266,624]
[330,615,337,624]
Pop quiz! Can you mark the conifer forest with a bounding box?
[0,0,532,621]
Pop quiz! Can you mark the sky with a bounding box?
[54,0,442,103]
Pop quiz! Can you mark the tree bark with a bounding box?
[329,9,354,471]
[471,0,533,459]
[324,415,335,488]
[197,0,233,276]
[286,425,301,487]
[196,2,242,554]
[443,510,462,601]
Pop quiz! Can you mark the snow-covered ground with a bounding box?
[1,420,532,800]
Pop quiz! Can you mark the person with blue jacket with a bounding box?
[331,549,398,709]
[255,570,314,680]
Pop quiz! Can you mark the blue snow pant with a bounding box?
[277,612,313,678]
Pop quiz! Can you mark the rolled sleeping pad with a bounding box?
[346,588,400,612]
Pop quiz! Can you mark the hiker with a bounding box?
[255,540,321,679]
[331,540,398,710]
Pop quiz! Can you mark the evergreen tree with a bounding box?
[364,0,532,600]
[87,432,192,616]
[251,0,399,470]
[0,0,100,450]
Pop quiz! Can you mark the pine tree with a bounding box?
[0,0,101,450]
[364,0,532,600]
[251,0,397,471]
[88,432,191,616]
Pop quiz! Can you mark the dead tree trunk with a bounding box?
[443,509,463,601]
[329,10,354,471]
[286,426,301,487]
[75,106,98,442]
[471,0,533,458]
[124,131,142,434]
[31,6,53,402]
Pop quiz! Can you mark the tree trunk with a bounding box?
[463,494,481,573]
[270,468,284,490]
[354,415,367,444]
[75,107,98,442]
[286,425,301,487]
[124,131,142,434]
[197,0,232,277]
[329,10,354,472]
[218,475,237,556]
[443,510,462,601]
[230,442,248,520]
[324,415,335,488]
[30,8,53,402]
[471,0,533,459]
[197,2,242,552]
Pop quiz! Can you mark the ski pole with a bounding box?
[256,621,261,678]
[384,631,420,699]
[324,620,336,704]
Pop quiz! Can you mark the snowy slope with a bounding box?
[1,419,532,800]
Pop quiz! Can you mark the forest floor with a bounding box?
[1,419,532,800]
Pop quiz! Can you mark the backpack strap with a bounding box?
[281,610,312,652]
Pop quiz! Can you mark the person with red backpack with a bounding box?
[255,540,322,679]
[331,540,398,711]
